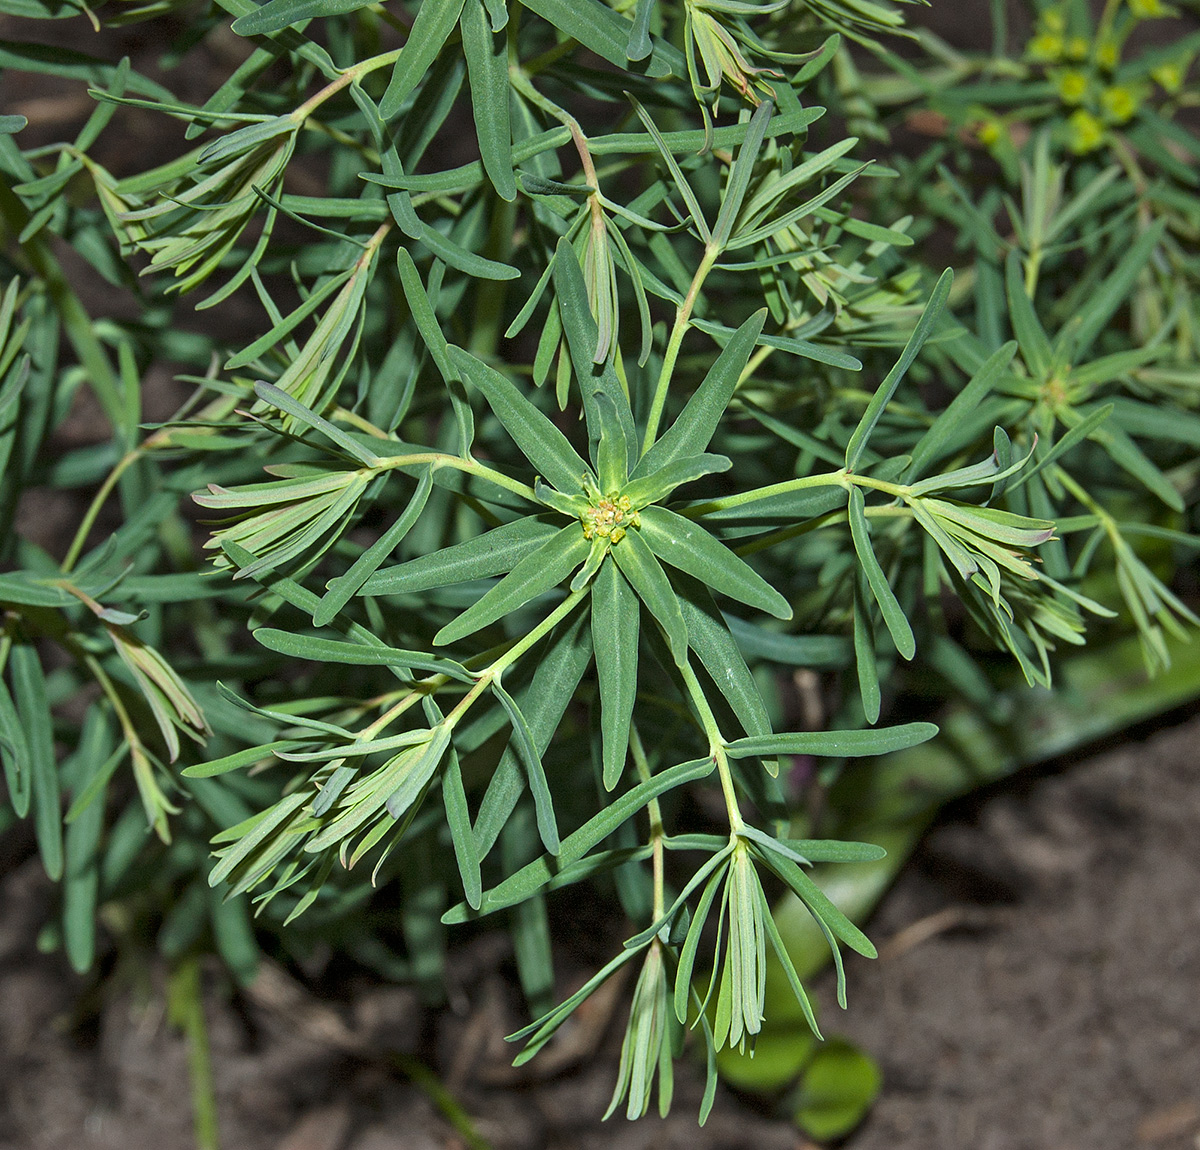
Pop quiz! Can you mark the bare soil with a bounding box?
[3,713,1199,1150]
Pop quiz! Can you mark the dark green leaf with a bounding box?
[725,721,937,759]
[611,528,688,667]
[847,487,915,660]
[592,557,639,790]
[460,0,517,201]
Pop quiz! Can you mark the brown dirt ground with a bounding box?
[2,712,1198,1150]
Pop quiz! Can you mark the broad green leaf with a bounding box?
[493,679,559,853]
[460,0,517,201]
[725,721,937,759]
[634,309,766,476]
[639,506,791,620]
[443,754,715,921]
[361,514,560,596]
[845,269,952,471]
[611,529,688,667]
[449,346,594,495]
[593,558,639,790]
[434,525,589,646]
[793,1039,882,1142]
[848,487,915,660]
[379,0,469,118]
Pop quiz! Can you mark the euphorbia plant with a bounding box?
[1,0,1197,1134]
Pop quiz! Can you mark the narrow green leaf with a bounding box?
[461,0,517,201]
[253,381,382,465]
[521,0,677,78]
[848,488,915,660]
[552,239,637,462]
[676,576,771,743]
[630,97,711,243]
[845,269,952,472]
[621,454,730,511]
[231,0,373,35]
[711,100,773,251]
[1072,219,1166,358]
[634,309,766,476]
[751,840,877,958]
[10,642,62,880]
[1005,252,1052,378]
[906,341,1017,481]
[725,721,937,759]
[611,529,688,667]
[442,748,482,908]
[361,515,560,596]
[639,506,791,620]
[253,627,474,681]
[493,679,560,854]
[593,558,639,790]
[181,740,306,779]
[316,466,433,625]
[379,0,468,118]
[443,755,715,921]
[434,525,589,646]
[0,678,31,816]
[449,346,594,494]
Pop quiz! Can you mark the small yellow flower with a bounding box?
[1065,36,1089,61]
[1041,7,1066,33]
[1054,69,1090,105]
[1128,0,1166,16]
[1027,32,1064,62]
[1100,85,1141,124]
[977,118,1007,147]
[1066,108,1105,153]
[1096,40,1120,71]
[1151,57,1190,94]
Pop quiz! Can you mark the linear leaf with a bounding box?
[634,309,766,477]
[611,528,688,667]
[521,0,677,78]
[442,748,482,908]
[845,269,952,471]
[593,557,639,790]
[253,627,473,681]
[1004,252,1052,378]
[493,679,559,854]
[639,506,791,620]
[361,514,560,596]
[316,467,433,625]
[443,755,715,921]
[10,642,62,880]
[379,0,468,118]
[449,346,593,494]
[847,487,915,660]
[460,0,517,201]
[726,721,937,759]
[434,525,589,645]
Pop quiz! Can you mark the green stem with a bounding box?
[167,958,221,1150]
[629,724,665,920]
[678,661,742,833]
[641,246,719,455]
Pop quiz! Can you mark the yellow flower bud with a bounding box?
[1027,32,1064,63]
[1100,85,1140,124]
